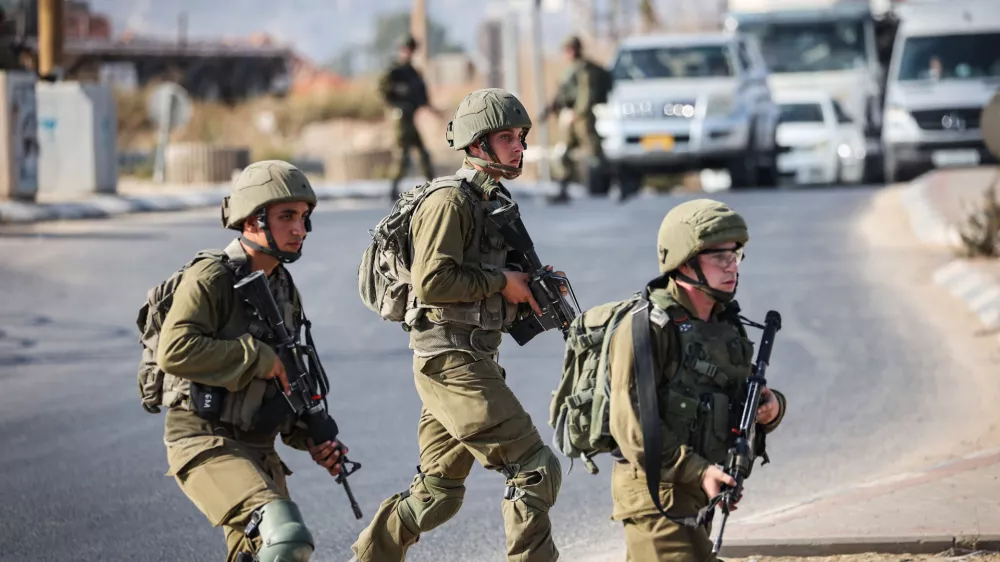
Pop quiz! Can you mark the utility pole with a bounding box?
[38,0,63,79]
[411,0,431,84]
[528,0,550,184]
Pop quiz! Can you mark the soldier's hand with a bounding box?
[701,465,736,503]
[264,356,291,396]
[307,438,347,476]
[757,386,779,425]
[502,271,542,316]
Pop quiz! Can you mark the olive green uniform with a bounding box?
[608,280,787,561]
[156,239,312,561]
[380,61,435,197]
[550,58,607,194]
[351,164,562,562]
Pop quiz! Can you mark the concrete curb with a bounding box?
[899,174,962,247]
[0,179,574,225]
[900,173,1000,342]
[718,535,1000,558]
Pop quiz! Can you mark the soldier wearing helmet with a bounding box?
[350,89,563,562]
[379,34,445,199]
[543,34,613,204]
[156,161,347,562]
[605,199,787,561]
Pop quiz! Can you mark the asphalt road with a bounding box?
[0,187,983,562]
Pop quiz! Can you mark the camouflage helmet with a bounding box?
[222,160,317,231]
[446,88,532,151]
[657,199,748,273]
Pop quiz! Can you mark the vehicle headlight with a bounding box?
[837,143,852,158]
[884,106,919,133]
[705,95,745,118]
[619,100,655,119]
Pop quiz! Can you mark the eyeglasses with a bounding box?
[698,247,744,268]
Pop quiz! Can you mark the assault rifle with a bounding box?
[234,271,363,520]
[488,193,581,346]
[709,310,782,553]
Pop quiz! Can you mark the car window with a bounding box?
[779,103,825,123]
[831,100,853,123]
[897,32,1000,81]
[612,45,734,80]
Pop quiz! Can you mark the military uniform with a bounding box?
[352,89,561,562]
[548,37,609,201]
[607,200,787,561]
[152,161,322,562]
[380,48,435,198]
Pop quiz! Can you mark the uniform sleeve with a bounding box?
[608,317,710,488]
[281,421,312,451]
[409,188,508,305]
[156,260,277,392]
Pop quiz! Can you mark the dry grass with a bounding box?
[957,178,1000,258]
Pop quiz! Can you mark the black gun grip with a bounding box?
[306,410,340,445]
[509,317,544,346]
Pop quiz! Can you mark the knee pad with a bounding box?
[397,474,466,535]
[503,446,562,511]
[251,500,314,562]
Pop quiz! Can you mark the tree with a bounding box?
[369,10,464,67]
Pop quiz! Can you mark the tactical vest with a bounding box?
[162,239,302,435]
[652,294,755,465]
[408,169,518,357]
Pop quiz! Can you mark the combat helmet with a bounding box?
[657,198,748,300]
[446,88,532,180]
[221,160,317,263]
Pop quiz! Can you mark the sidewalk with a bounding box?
[0,177,573,225]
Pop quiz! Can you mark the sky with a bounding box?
[86,0,598,64]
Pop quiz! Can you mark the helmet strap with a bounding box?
[467,135,524,180]
[675,260,737,303]
[244,209,303,264]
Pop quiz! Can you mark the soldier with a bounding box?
[380,34,445,199]
[154,161,347,562]
[543,35,612,204]
[0,7,25,71]
[350,88,563,562]
[606,199,787,561]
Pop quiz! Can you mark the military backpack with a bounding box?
[358,176,479,327]
[134,247,243,413]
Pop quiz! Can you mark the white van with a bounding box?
[881,0,1000,183]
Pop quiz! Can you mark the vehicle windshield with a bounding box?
[897,33,1000,81]
[739,19,869,73]
[611,45,734,80]
[779,103,825,123]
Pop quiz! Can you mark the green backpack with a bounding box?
[358,175,477,326]
[548,295,640,474]
[135,248,241,413]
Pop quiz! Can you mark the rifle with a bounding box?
[234,271,363,520]
[487,193,581,346]
[709,310,782,554]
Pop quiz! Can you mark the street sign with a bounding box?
[146,82,192,131]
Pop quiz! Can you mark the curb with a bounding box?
[718,535,1000,558]
[933,261,1000,332]
[899,174,962,247]
[0,179,572,225]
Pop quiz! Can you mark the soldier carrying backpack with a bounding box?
[134,160,352,562]
[549,199,788,561]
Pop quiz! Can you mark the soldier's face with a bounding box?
[245,201,311,253]
[682,242,741,293]
[482,128,525,168]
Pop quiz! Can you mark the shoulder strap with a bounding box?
[630,298,703,528]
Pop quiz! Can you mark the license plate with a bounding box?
[931,149,980,168]
[641,134,675,152]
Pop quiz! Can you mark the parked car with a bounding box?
[774,91,867,185]
[881,0,1000,183]
[595,33,780,190]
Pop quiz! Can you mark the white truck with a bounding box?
[724,0,895,182]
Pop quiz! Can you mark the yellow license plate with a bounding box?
[641,135,675,151]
